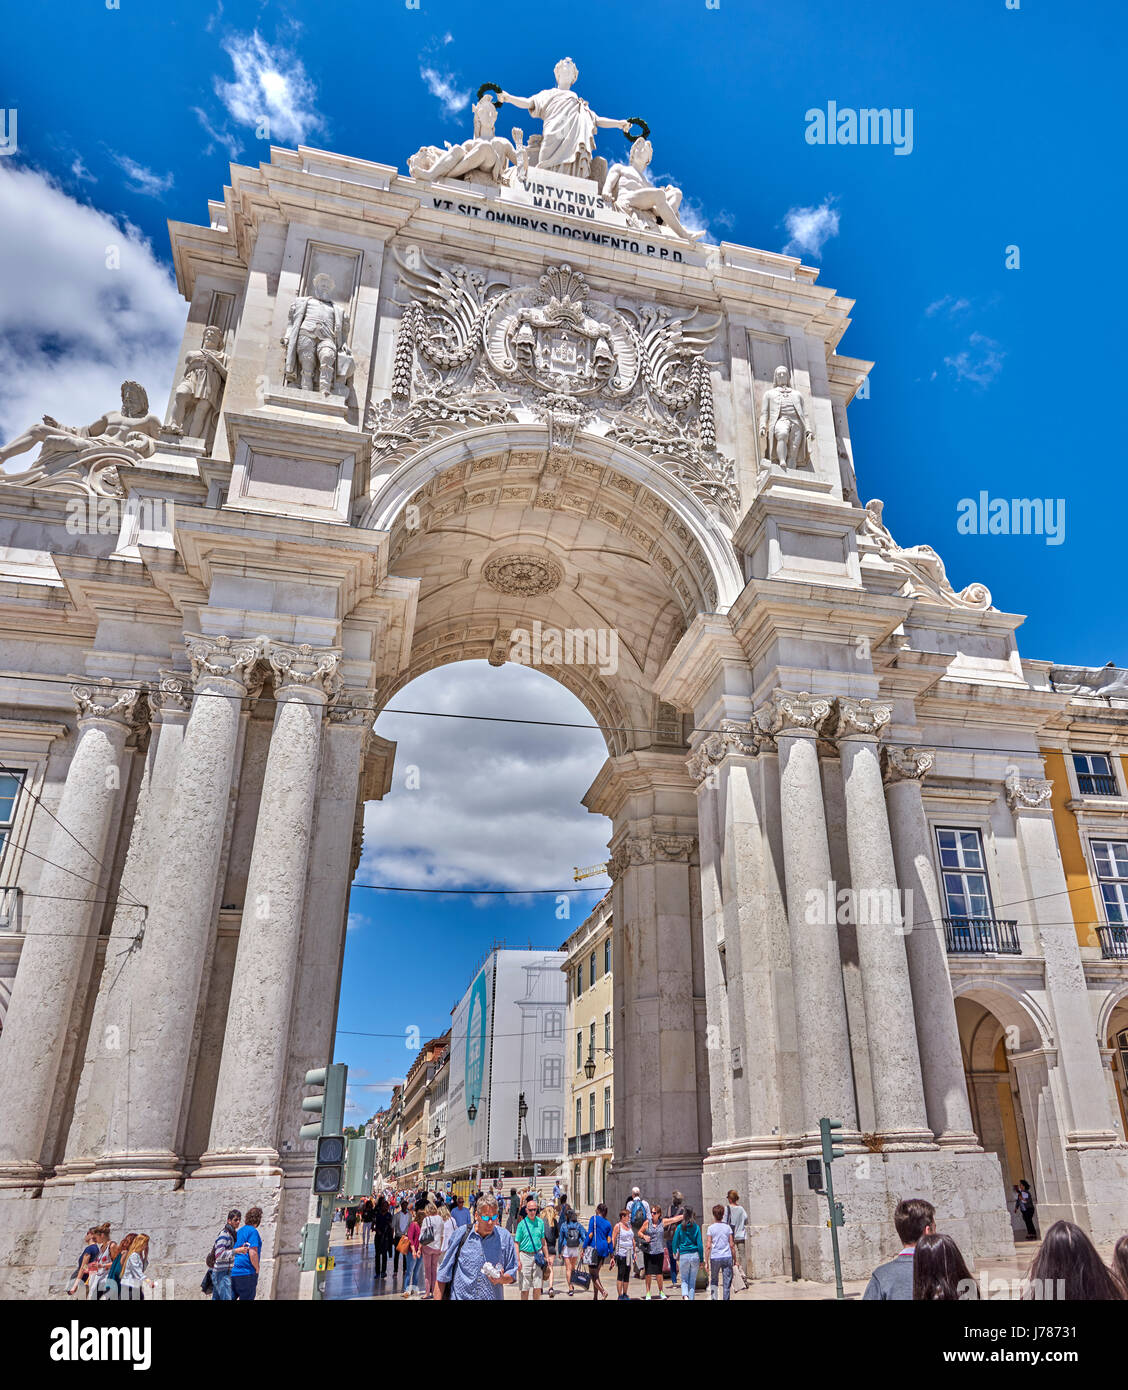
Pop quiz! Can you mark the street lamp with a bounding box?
[467,1097,478,1122]
[517,1091,528,1170]
[584,1052,596,1081]
[433,1123,441,1138]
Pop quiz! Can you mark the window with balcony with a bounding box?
[588,1090,596,1133]
[1092,839,1128,959]
[603,1084,611,1129]
[935,826,1019,954]
[575,1098,582,1135]
[1074,753,1119,797]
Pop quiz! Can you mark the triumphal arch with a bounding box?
[1,62,1126,1296]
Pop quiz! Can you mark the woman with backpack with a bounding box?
[105,1233,135,1299]
[585,1202,614,1301]
[558,1205,585,1295]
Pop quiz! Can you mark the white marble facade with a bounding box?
[0,88,1126,1295]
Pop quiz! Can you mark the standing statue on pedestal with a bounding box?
[759,365,814,468]
[166,326,228,439]
[603,139,704,242]
[282,273,356,396]
[498,57,632,179]
[407,92,527,185]
[0,380,161,467]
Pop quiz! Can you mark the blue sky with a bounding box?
[2,0,1124,1123]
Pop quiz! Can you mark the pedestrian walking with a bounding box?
[725,1190,749,1280]
[514,1196,549,1301]
[104,1233,136,1299]
[1013,1181,1038,1240]
[67,1227,102,1297]
[627,1186,649,1277]
[705,1204,735,1301]
[231,1207,263,1301]
[392,1199,412,1282]
[120,1234,149,1301]
[558,1204,585,1294]
[345,1206,357,1241]
[672,1207,703,1300]
[450,1195,472,1229]
[373,1196,392,1282]
[435,1193,517,1300]
[506,1189,520,1234]
[612,1208,636,1300]
[912,1232,976,1300]
[419,1202,444,1299]
[1024,1221,1124,1300]
[542,1201,560,1297]
[585,1202,614,1301]
[666,1190,685,1288]
[86,1226,114,1300]
[638,1204,677,1300]
[400,1210,423,1298]
[863,1198,935,1301]
[361,1197,375,1249]
[209,1208,241,1301]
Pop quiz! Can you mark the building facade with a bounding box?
[561,893,614,1212]
[0,62,1126,1295]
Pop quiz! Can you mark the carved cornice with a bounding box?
[1005,770,1054,813]
[826,696,892,743]
[685,720,758,784]
[881,745,936,785]
[70,677,142,727]
[267,641,343,700]
[608,832,698,880]
[755,689,832,739]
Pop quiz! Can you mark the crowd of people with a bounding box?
[66,1225,149,1300]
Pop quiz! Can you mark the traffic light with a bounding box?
[819,1117,844,1168]
[806,1158,824,1192]
[301,1063,347,1196]
[343,1137,375,1198]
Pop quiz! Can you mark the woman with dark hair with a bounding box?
[585,1202,613,1301]
[1112,1234,1128,1298]
[1024,1221,1124,1300]
[1013,1180,1037,1240]
[912,1233,976,1300]
[373,1196,392,1282]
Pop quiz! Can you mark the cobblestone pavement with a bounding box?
[321,1227,1070,1302]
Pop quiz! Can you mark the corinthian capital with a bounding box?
[152,671,192,714]
[1004,770,1054,812]
[686,719,758,784]
[267,641,343,700]
[70,677,142,726]
[607,832,698,880]
[827,696,892,743]
[755,689,833,738]
[881,745,935,785]
[185,633,267,692]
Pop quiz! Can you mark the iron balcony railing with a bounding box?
[535,1138,561,1156]
[1097,925,1128,960]
[593,1128,609,1150]
[943,916,1021,955]
[579,1132,592,1153]
[567,1136,577,1157]
[1078,773,1119,796]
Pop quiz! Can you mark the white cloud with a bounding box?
[782,197,840,259]
[943,331,1005,388]
[70,155,96,183]
[358,662,612,898]
[214,30,326,145]
[111,153,174,197]
[925,294,971,318]
[0,164,184,457]
[420,65,470,119]
[193,105,242,161]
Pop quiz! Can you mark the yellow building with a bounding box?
[560,893,614,1215]
[1041,677,1128,1140]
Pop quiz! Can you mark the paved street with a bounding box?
[321,1225,1066,1302]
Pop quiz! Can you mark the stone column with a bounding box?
[0,678,139,1184]
[755,691,857,1136]
[61,677,192,1172]
[829,698,932,1148]
[198,642,340,1175]
[94,636,265,1177]
[882,745,980,1148]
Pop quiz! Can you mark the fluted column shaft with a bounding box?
[62,678,191,1171]
[200,645,339,1172]
[756,692,857,1135]
[0,679,138,1183]
[883,747,980,1147]
[97,637,262,1176]
[832,699,931,1146]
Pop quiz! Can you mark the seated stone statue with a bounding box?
[602,138,704,242]
[407,94,526,185]
[0,380,161,467]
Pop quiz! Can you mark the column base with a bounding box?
[86,1150,184,1182]
[934,1131,984,1151]
[192,1147,284,1180]
[0,1160,46,1190]
[873,1128,939,1153]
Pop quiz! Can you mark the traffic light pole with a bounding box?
[311,1194,335,1302]
[822,1148,844,1301]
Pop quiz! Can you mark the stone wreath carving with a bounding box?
[483,551,564,596]
[369,246,737,515]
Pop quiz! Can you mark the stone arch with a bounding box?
[953,979,1053,1055]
